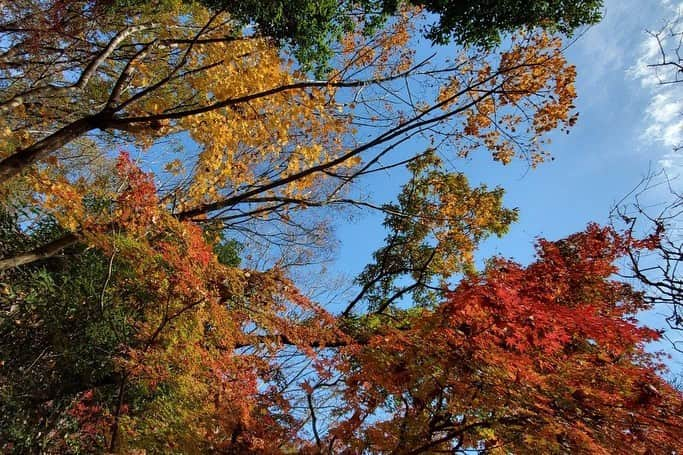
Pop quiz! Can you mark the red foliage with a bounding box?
[114,152,159,230]
[66,390,113,449]
[335,225,683,453]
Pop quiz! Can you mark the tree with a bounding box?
[613,171,683,351]
[613,11,683,349]
[193,0,603,72]
[641,16,683,99]
[0,0,580,269]
[2,197,682,451]
[0,0,598,183]
[1,0,682,453]
[335,225,682,453]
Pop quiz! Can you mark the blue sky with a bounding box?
[331,0,683,374]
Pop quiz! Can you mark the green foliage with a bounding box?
[6,2,683,453]
[0,215,134,452]
[212,235,242,267]
[199,0,364,75]
[353,153,517,312]
[413,0,603,47]
[192,0,603,73]
[0,210,59,258]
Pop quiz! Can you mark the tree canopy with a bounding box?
[192,0,603,71]
[1,0,681,453]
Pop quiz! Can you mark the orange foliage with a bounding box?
[334,225,683,453]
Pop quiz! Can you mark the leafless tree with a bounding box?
[612,170,683,351]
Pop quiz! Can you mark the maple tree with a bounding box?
[335,225,682,453]
[0,0,581,270]
[1,0,682,453]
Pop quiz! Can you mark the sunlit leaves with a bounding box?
[354,151,517,311]
[337,226,683,453]
[1,1,680,453]
[437,32,578,166]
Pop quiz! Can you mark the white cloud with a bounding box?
[573,0,633,88]
[642,92,683,148]
[627,0,683,168]
[659,149,683,169]
[627,34,665,86]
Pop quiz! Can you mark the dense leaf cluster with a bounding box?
[193,0,602,72]
[1,0,681,453]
